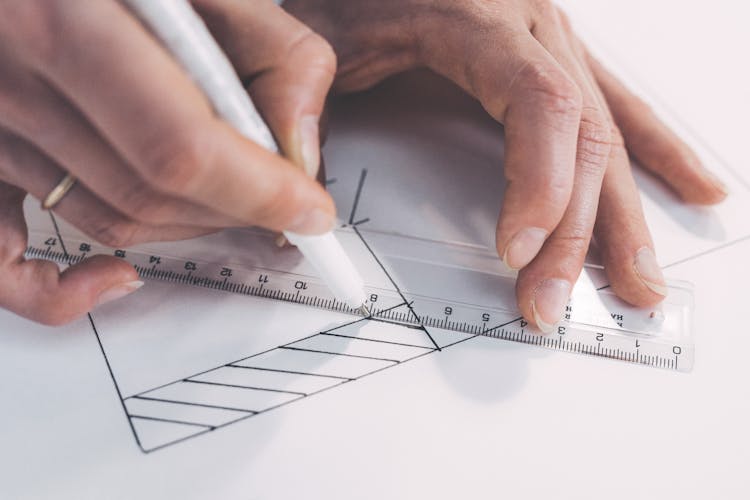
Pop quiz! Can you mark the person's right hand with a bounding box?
[285,0,728,332]
[0,0,336,325]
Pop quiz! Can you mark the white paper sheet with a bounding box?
[2,2,749,498]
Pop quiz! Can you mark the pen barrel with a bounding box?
[283,231,367,309]
[122,0,279,152]
[123,0,367,308]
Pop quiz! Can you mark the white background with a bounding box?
[1,1,749,499]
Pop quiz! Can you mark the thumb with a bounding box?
[248,33,334,178]
[0,183,142,326]
[194,0,336,177]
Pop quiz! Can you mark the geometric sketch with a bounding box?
[42,175,474,452]
[120,315,455,452]
[47,159,750,452]
[28,71,750,453]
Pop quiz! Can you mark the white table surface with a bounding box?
[1,1,748,499]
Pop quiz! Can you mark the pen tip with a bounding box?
[357,304,372,317]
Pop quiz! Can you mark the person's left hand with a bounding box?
[284,0,727,331]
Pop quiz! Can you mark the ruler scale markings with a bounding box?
[25,225,694,373]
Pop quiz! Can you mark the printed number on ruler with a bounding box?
[25,231,695,373]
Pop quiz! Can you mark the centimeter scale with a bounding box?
[26,221,695,373]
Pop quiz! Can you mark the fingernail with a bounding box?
[503,227,548,270]
[275,234,288,247]
[96,280,144,306]
[633,247,668,297]
[286,208,334,235]
[704,170,729,196]
[531,279,572,333]
[298,115,321,178]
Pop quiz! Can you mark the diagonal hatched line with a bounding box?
[181,378,307,396]
[224,365,352,381]
[319,332,435,350]
[279,346,401,364]
[129,414,214,429]
[48,212,147,452]
[130,395,256,413]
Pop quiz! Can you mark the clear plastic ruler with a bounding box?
[26,222,695,373]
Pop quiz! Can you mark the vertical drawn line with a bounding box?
[348,169,368,225]
[48,211,144,452]
[48,212,70,258]
[88,314,144,451]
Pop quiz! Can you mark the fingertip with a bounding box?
[58,254,142,307]
[528,278,572,333]
[11,256,140,325]
[61,254,139,287]
[274,169,336,235]
[516,262,574,333]
[95,280,144,307]
[285,207,336,235]
[605,246,667,308]
[500,227,549,270]
[684,170,729,205]
[609,278,666,309]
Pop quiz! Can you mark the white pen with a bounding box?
[123,0,370,313]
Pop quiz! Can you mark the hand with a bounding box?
[285,0,727,331]
[0,0,336,325]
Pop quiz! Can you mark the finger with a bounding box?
[561,39,668,306]
[586,53,727,205]
[513,12,613,331]
[0,55,243,229]
[18,0,334,234]
[195,0,336,178]
[415,20,585,270]
[594,146,668,307]
[0,128,215,247]
[0,182,141,326]
[462,31,586,270]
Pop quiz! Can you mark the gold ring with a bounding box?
[42,174,77,210]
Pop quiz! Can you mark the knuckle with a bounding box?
[139,127,214,194]
[512,62,582,121]
[576,109,612,172]
[286,29,337,78]
[550,230,591,258]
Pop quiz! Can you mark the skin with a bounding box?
[285,0,727,330]
[0,0,727,328]
[0,0,336,324]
